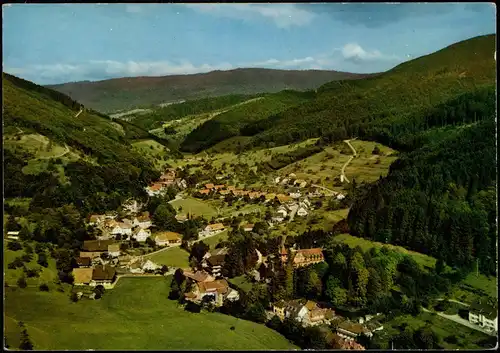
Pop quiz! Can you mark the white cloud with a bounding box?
[341,43,400,63]
[183,3,316,29]
[5,60,235,84]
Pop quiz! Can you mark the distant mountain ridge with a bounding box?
[46,68,375,113]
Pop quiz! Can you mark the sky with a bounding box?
[2,3,496,85]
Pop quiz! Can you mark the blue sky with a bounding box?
[2,3,496,84]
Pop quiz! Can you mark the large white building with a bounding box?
[469,301,498,333]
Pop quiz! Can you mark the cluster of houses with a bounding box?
[271,198,311,224]
[182,269,240,307]
[73,240,120,289]
[88,211,153,242]
[145,169,187,197]
[272,299,335,327]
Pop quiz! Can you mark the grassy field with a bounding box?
[378,311,495,350]
[3,242,58,287]
[279,140,397,193]
[332,233,437,270]
[146,246,191,268]
[4,277,297,350]
[170,198,218,218]
[202,230,230,249]
[229,275,254,293]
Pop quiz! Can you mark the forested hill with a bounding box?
[3,72,159,216]
[243,34,496,148]
[46,68,374,113]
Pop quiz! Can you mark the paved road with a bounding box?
[288,204,298,223]
[75,108,83,118]
[422,308,495,336]
[436,298,470,307]
[141,229,225,260]
[311,184,337,196]
[340,138,357,184]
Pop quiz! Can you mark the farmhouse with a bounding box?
[202,253,226,278]
[336,321,372,340]
[336,193,346,200]
[76,257,92,268]
[133,212,152,228]
[281,247,325,268]
[296,206,309,217]
[91,265,117,287]
[469,301,498,332]
[111,222,133,236]
[214,184,225,190]
[130,259,161,274]
[184,277,236,307]
[155,232,182,246]
[248,192,261,199]
[183,269,215,283]
[176,179,188,189]
[132,227,151,242]
[205,183,215,189]
[72,268,94,286]
[146,183,166,197]
[88,214,106,226]
[79,251,102,260]
[107,244,121,258]
[199,189,211,195]
[199,223,225,237]
[289,191,301,199]
[82,240,115,253]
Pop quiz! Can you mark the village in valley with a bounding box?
[29,157,492,350]
[3,4,497,350]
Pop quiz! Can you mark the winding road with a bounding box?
[340,138,357,184]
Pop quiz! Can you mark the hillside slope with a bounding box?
[244,34,496,148]
[180,90,315,153]
[46,68,374,113]
[3,73,159,215]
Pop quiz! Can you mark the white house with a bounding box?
[336,193,346,200]
[290,192,301,199]
[280,178,290,185]
[296,206,309,217]
[199,223,225,238]
[111,223,133,236]
[107,244,121,258]
[226,288,240,302]
[132,228,151,242]
[155,232,182,247]
[176,179,188,189]
[275,177,281,184]
[133,213,152,229]
[276,206,288,218]
[143,259,161,272]
[6,231,20,240]
[289,173,297,178]
[302,198,311,208]
[469,301,498,332]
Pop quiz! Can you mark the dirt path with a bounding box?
[75,108,83,118]
[340,138,357,184]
